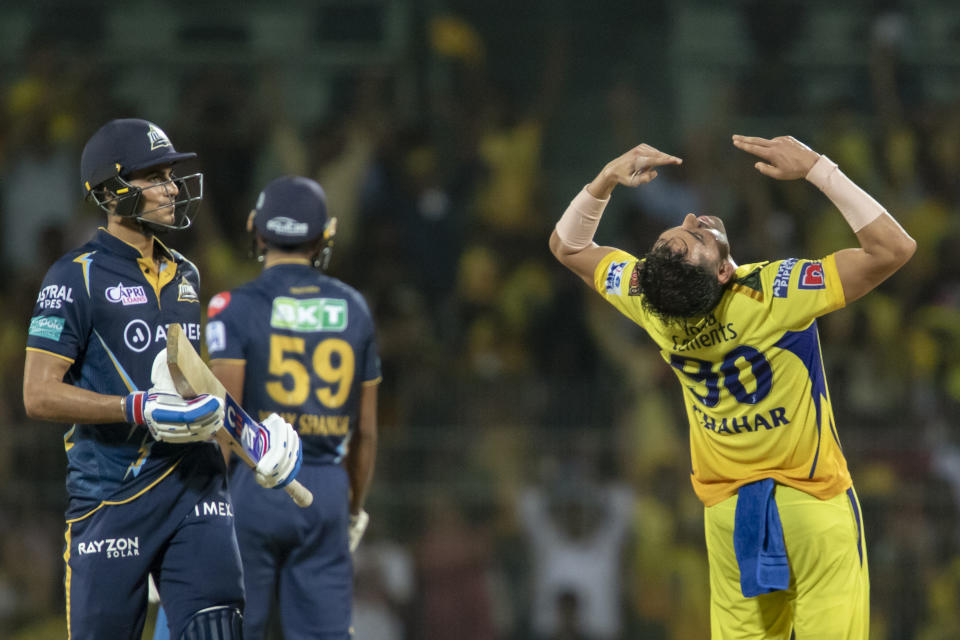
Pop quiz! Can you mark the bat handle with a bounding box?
[285,479,314,507]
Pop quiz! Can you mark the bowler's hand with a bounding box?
[732,135,819,180]
[589,144,682,198]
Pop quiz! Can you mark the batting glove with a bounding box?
[254,414,302,489]
[349,510,369,554]
[150,348,178,394]
[125,390,224,443]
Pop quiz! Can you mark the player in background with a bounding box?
[22,118,301,640]
[550,136,916,639]
[205,175,381,639]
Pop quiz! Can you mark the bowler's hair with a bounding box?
[638,244,726,323]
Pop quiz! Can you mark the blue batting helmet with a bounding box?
[253,176,331,246]
[251,176,337,269]
[79,118,203,231]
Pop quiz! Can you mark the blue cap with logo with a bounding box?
[80,118,197,196]
[253,176,329,246]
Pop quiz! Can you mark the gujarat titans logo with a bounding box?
[147,124,172,150]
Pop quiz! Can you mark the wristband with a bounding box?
[554,186,610,249]
[124,391,147,425]
[805,155,884,233]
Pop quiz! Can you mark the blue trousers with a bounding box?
[66,453,243,639]
[234,462,353,640]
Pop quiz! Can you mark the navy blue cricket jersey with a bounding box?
[26,228,211,518]
[205,262,381,464]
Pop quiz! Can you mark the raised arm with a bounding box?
[549,144,682,286]
[732,134,916,303]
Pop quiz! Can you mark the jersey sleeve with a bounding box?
[171,249,201,293]
[592,249,655,328]
[205,290,247,361]
[26,256,92,362]
[764,254,845,329]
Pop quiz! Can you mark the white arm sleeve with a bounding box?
[805,155,885,233]
[554,186,610,249]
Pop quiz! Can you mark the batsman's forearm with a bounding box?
[346,434,376,513]
[346,383,379,512]
[24,380,126,424]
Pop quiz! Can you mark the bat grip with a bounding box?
[285,479,314,507]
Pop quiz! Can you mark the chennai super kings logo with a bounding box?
[147,124,172,150]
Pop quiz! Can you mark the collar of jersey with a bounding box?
[265,257,313,268]
[96,227,176,263]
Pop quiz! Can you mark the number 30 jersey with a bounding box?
[206,263,381,465]
[595,250,851,506]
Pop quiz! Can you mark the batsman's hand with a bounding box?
[349,509,370,554]
[125,390,224,443]
[255,414,302,489]
[150,347,177,393]
[732,135,819,180]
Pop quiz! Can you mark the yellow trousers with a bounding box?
[704,484,869,639]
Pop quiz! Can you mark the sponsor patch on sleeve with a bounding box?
[36,284,75,309]
[206,320,226,353]
[207,292,231,318]
[772,258,797,298]
[628,263,642,296]
[797,262,826,290]
[604,261,628,295]
[29,315,65,341]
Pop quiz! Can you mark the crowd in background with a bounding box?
[2,1,960,638]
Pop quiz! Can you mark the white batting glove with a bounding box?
[349,510,369,554]
[255,414,302,489]
[125,390,224,443]
[150,348,178,394]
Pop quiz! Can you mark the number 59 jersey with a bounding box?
[206,264,381,465]
[595,250,851,507]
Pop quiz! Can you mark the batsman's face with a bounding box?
[126,165,179,223]
[654,213,731,279]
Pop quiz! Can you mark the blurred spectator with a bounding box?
[518,456,632,640]
[550,590,587,640]
[353,534,415,640]
[1,32,85,280]
[174,67,265,249]
[413,492,497,640]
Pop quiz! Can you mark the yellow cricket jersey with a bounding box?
[595,250,852,506]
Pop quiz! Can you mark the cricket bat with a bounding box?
[165,323,313,507]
